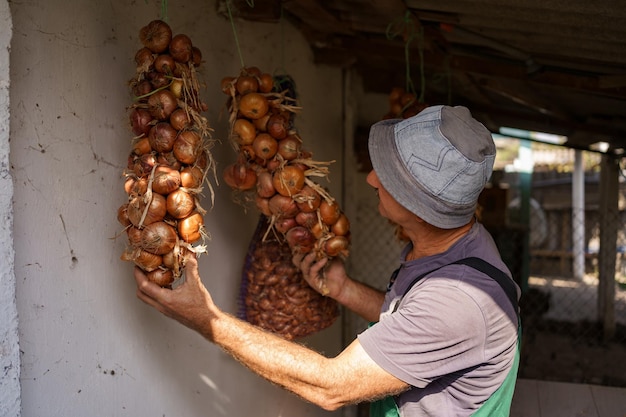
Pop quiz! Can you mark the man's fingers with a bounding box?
[134,266,168,299]
[309,256,328,276]
[183,255,199,281]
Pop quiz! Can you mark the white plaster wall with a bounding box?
[7,1,345,416]
[1,0,20,415]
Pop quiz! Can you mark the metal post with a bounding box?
[572,150,585,280]
[518,140,533,293]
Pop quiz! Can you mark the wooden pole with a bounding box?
[598,154,618,341]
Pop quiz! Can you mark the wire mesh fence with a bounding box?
[506,169,625,387]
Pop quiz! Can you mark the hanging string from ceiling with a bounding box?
[386,11,425,104]
[273,2,297,100]
[225,0,254,68]
[160,0,168,23]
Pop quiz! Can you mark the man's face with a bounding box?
[366,170,415,225]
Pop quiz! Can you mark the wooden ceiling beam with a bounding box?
[310,36,626,101]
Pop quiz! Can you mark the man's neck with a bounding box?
[404,218,475,261]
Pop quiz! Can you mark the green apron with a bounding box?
[369,257,521,417]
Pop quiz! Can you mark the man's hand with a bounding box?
[134,255,216,338]
[291,252,348,299]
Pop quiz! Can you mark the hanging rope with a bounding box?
[226,0,247,68]
[385,11,426,103]
[160,0,168,23]
[278,2,287,75]
[432,54,453,105]
[416,26,425,103]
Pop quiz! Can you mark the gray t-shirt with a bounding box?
[358,222,520,416]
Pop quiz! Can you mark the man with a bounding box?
[134,105,521,416]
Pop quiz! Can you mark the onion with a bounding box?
[220,76,235,95]
[267,114,289,139]
[388,87,404,105]
[148,122,177,153]
[277,135,301,161]
[169,78,184,98]
[124,177,136,195]
[253,113,270,132]
[256,171,276,198]
[127,193,167,227]
[194,149,209,170]
[178,212,204,243]
[173,63,190,79]
[258,73,274,93]
[132,137,152,156]
[147,90,177,120]
[126,226,143,247]
[310,221,326,239]
[222,162,257,191]
[148,71,170,89]
[163,247,188,270]
[117,203,131,227]
[152,165,181,195]
[167,188,195,219]
[275,217,297,234]
[236,75,259,95]
[400,92,416,107]
[285,226,316,254]
[130,108,154,136]
[157,151,182,171]
[169,34,193,63]
[133,249,163,272]
[265,158,281,172]
[240,144,256,162]
[134,47,154,68]
[173,130,202,165]
[180,166,203,188]
[252,133,278,161]
[294,185,321,213]
[191,46,202,66]
[147,268,175,287]
[126,177,148,197]
[255,195,272,216]
[268,194,299,218]
[153,54,176,74]
[272,165,305,197]
[239,93,269,120]
[141,221,178,255]
[132,153,158,177]
[139,20,172,54]
[319,200,341,225]
[233,118,257,146]
[244,66,262,77]
[169,108,191,131]
[390,101,403,117]
[331,214,350,236]
[295,211,318,229]
[324,235,350,258]
[133,80,153,97]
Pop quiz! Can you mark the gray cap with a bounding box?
[368,105,496,229]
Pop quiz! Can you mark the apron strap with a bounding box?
[398,257,519,321]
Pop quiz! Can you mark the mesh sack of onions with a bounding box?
[238,216,339,340]
[117,20,216,287]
